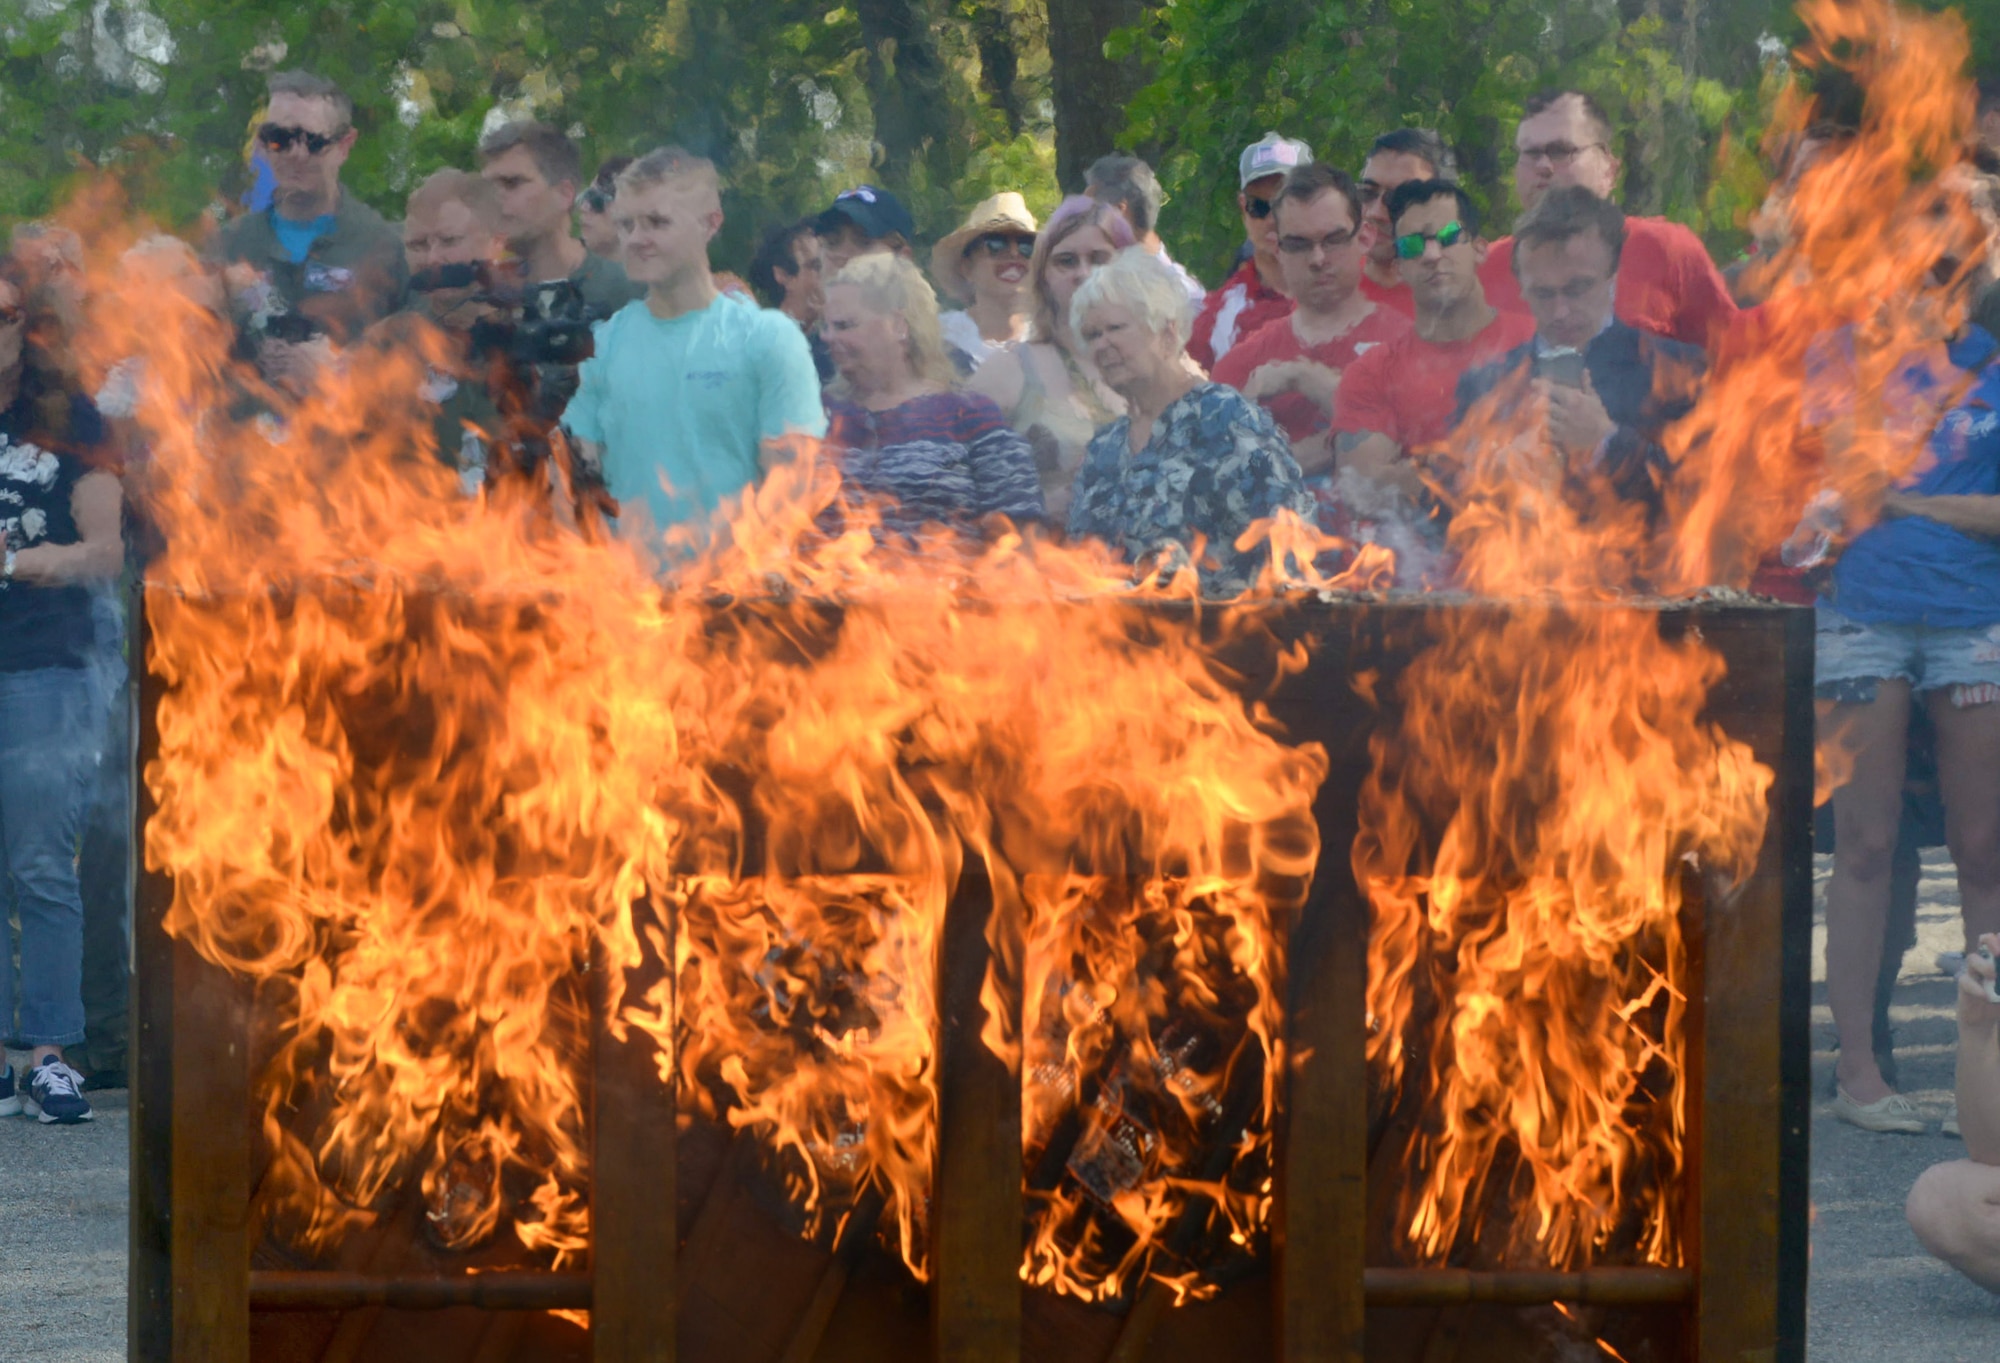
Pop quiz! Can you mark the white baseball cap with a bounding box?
[1239,132,1314,189]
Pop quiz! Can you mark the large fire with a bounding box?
[70,0,1964,1328]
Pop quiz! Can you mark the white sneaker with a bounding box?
[1833,1086,1927,1134]
[0,1065,19,1118]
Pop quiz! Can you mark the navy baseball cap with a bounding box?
[814,185,915,242]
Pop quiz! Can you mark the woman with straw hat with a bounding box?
[931,192,1037,372]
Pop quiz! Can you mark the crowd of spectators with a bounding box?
[1,69,1998,1313]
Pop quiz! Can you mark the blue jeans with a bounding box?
[0,667,94,1048]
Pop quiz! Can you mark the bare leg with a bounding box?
[1908,1159,2000,1292]
[1930,692,2000,946]
[1826,682,1912,1104]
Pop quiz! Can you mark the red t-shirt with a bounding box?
[1189,259,1293,372]
[1481,215,1738,348]
[1359,270,1416,319]
[1332,310,1537,448]
[1212,305,1413,440]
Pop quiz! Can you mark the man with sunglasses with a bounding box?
[1212,163,1409,500]
[1356,128,1456,320]
[578,157,633,261]
[209,70,406,341]
[1479,90,1736,348]
[1188,131,1313,372]
[1334,180,1533,506]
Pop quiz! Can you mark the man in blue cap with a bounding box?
[814,185,916,276]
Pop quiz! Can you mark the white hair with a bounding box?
[1069,246,1195,349]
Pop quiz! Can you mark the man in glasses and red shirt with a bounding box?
[209,69,407,340]
[1480,90,1736,349]
[1212,163,1410,517]
[1188,131,1313,372]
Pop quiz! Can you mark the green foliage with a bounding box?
[0,0,1052,268]
[1116,0,1797,279]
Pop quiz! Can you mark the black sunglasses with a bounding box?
[1245,195,1276,220]
[258,123,345,156]
[580,186,613,214]
[972,233,1035,258]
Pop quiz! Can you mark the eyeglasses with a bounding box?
[1393,221,1467,259]
[258,123,346,156]
[1244,195,1277,220]
[1277,226,1360,256]
[1522,275,1611,306]
[579,187,613,214]
[972,233,1035,258]
[1515,141,1604,168]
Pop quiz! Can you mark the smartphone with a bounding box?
[1532,349,1587,389]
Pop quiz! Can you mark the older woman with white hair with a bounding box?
[821,253,1043,542]
[1066,248,1312,595]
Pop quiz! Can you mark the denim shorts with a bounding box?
[1815,602,2000,708]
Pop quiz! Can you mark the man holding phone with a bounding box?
[1453,186,1704,516]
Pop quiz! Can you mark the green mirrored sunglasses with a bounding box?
[1394,220,1466,260]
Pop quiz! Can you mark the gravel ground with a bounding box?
[1809,849,2000,1360]
[0,1050,126,1362]
[6,852,1990,1360]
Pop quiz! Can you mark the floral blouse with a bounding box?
[1065,383,1313,595]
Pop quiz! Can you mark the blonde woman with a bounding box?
[821,254,1043,541]
[966,196,1136,522]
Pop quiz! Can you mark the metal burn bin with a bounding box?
[128,591,1812,1363]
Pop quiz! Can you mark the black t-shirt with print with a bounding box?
[0,389,110,671]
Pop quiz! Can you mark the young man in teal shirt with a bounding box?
[561,147,827,534]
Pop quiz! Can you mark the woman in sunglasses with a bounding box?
[931,194,1038,373]
[966,196,1137,523]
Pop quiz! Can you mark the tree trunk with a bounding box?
[971,0,1026,136]
[1046,0,1158,191]
[855,0,957,197]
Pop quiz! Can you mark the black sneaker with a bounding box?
[24,1058,93,1124]
[0,1065,18,1118]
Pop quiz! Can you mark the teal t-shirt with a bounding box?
[562,292,827,530]
[271,212,337,264]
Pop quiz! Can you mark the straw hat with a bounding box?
[930,192,1039,304]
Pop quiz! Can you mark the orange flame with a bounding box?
[75,203,1330,1297]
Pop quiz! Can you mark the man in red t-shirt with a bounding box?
[1480,90,1736,348]
[1188,131,1312,372]
[1334,178,1535,501]
[1213,162,1411,487]
[1356,127,1456,321]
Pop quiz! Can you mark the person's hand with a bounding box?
[1244,359,1339,412]
[1961,934,2000,1007]
[1882,489,1927,520]
[1538,372,1617,459]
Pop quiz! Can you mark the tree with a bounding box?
[1046,0,1158,191]
[1112,0,1793,281]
